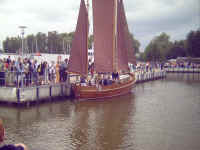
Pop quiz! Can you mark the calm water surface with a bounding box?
[0,73,200,150]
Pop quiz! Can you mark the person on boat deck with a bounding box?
[88,80,92,86]
[80,76,87,86]
[107,76,113,85]
[112,72,119,81]
[88,76,95,86]
[0,119,28,150]
[98,78,103,85]
[98,74,104,85]
[55,61,60,83]
[98,74,110,86]
[88,62,94,77]
[80,76,86,83]
[103,78,108,85]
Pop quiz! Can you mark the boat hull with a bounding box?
[71,73,135,100]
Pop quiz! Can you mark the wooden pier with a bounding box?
[0,82,71,106]
[135,70,166,83]
[0,70,167,105]
[165,67,200,73]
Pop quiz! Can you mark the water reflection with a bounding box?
[0,94,136,150]
[70,94,136,150]
[0,73,200,150]
[166,73,200,82]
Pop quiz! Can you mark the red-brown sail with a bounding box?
[70,0,136,100]
[93,0,115,73]
[120,0,136,64]
[116,0,129,71]
[68,0,88,76]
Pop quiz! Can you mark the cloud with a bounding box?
[0,0,199,51]
[124,0,200,50]
[0,0,80,41]
[0,0,6,4]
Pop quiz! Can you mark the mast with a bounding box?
[113,0,117,72]
[86,0,89,76]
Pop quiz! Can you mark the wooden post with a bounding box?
[36,87,39,100]
[17,88,20,104]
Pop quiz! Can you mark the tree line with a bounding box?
[2,31,140,56]
[3,31,75,54]
[2,29,199,62]
[139,29,200,62]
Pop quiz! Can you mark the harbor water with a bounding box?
[0,73,200,150]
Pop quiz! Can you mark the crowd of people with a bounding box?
[0,56,68,87]
[80,71,120,87]
[163,62,200,68]
[0,55,179,88]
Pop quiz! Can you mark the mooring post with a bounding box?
[61,84,64,96]
[17,88,20,104]
[36,86,39,101]
[49,85,52,97]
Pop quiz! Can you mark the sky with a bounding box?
[0,0,199,51]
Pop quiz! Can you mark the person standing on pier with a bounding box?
[0,119,28,150]
[55,61,60,83]
[0,59,5,86]
[15,57,24,87]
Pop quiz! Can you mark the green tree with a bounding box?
[166,40,186,59]
[60,32,74,54]
[48,31,58,53]
[144,32,172,61]
[137,52,145,61]
[88,34,94,49]
[129,33,140,54]
[144,42,162,61]
[186,30,200,57]
[3,37,20,53]
[27,34,35,53]
[3,37,10,52]
[35,32,47,53]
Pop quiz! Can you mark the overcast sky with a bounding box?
[0,0,199,51]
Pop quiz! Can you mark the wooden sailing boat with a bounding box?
[68,0,136,100]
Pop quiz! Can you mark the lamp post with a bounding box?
[19,26,27,57]
[19,26,27,88]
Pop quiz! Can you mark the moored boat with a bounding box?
[72,73,135,100]
[68,0,136,100]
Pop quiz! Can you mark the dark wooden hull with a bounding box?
[72,73,135,100]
